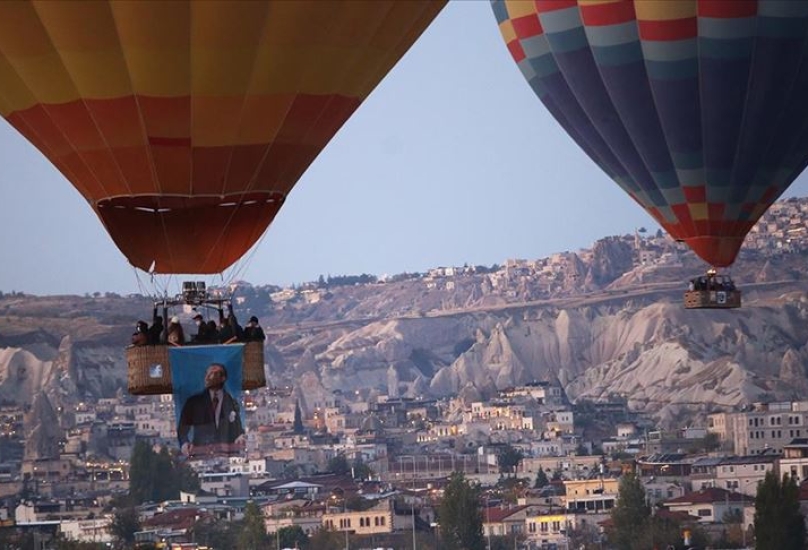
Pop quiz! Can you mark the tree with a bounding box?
[438,472,485,550]
[128,442,199,505]
[109,506,140,547]
[238,501,271,550]
[327,454,350,475]
[497,444,524,477]
[568,522,603,550]
[277,525,308,549]
[195,517,239,549]
[352,456,373,480]
[720,508,745,548]
[152,446,176,502]
[128,440,154,504]
[293,400,305,434]
[534,468,549,489]
[754,471,806,550]
[309,527,345,550]
[490,533,525,550]
[608,472,650,550]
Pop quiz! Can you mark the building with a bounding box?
[690,455,774,495]
[778,439,808,483]
[322,499,394,536]
[708,402,808,456]
[661,487,749,527]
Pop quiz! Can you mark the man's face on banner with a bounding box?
[204,364,227,391]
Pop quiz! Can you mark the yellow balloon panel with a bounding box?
[0,0,446,273]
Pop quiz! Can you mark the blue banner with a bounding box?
[171,345,245,457]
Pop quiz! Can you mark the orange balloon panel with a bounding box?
[0,0,446,273]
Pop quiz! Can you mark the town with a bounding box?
[4,197,808,549]
[4,379,808,549]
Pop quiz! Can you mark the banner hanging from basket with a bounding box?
[171,344,246,458]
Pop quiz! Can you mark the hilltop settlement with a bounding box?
[5,198,808,548]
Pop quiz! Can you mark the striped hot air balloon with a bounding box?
[492,0,808,268]
[0,0,445,273]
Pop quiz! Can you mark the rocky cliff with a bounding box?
[3,242,808,444]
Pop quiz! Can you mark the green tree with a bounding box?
[195,517,239,549]
[497,444,524,477]
[754,471,806,550]
[127,443,199,505]
[128,440,154,504]
[152,446,176,502]
[309,527,345,550]
[277,525,309,549]
[53,539,107,549]
[568,522,603,550]
[238,501,271,550]
[109,506,140,548]
[293,400,305,434]
[490,533,525,550]
[720,508,745,548]
[534,468,549,489]
[438,472,485,550]
[327,454,350,475]
[608,472,650,550]
[352,456,373,480]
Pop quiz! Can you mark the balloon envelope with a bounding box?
[0,0,445,273]
[492,0,808,267]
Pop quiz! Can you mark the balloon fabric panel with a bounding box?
[0,0,446,274]
[493,0,808,267]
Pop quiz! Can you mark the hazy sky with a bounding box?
[1,1,807,296]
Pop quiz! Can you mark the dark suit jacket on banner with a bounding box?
[178,389,244,447]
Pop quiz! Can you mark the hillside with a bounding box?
[2,240,808,432]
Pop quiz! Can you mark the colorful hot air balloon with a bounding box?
[492,0,808,268]
[0,0,445,274]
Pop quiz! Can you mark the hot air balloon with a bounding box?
[0,0,445,275]
[492,0,808,308]
[0,0,446,394]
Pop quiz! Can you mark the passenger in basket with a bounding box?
[148,315,164,345]
[131,320,149,346]
[218,315,239,344]
[167,316,185,346]
[243,316,266,342]
[206,320,220,343]
[177,362,245,456]
[191,313,210,344]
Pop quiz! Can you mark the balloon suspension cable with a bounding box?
[219,223,274,295]
[132,265,181,304]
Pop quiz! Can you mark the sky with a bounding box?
[1,1,807,296]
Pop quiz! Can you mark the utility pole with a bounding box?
[486,495,492,550]
[407,455,417,550]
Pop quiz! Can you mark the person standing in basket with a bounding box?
[167,316,185,346]
[243,316,266,342]
[177,362,244,456]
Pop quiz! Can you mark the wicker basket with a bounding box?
[127,345,173,395]
[242,341,267,390]
[684,290,742,309]
[127,342,265,394]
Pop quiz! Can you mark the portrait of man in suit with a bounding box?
[177,362,245,457]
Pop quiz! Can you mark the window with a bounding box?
[697,509,712,517]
